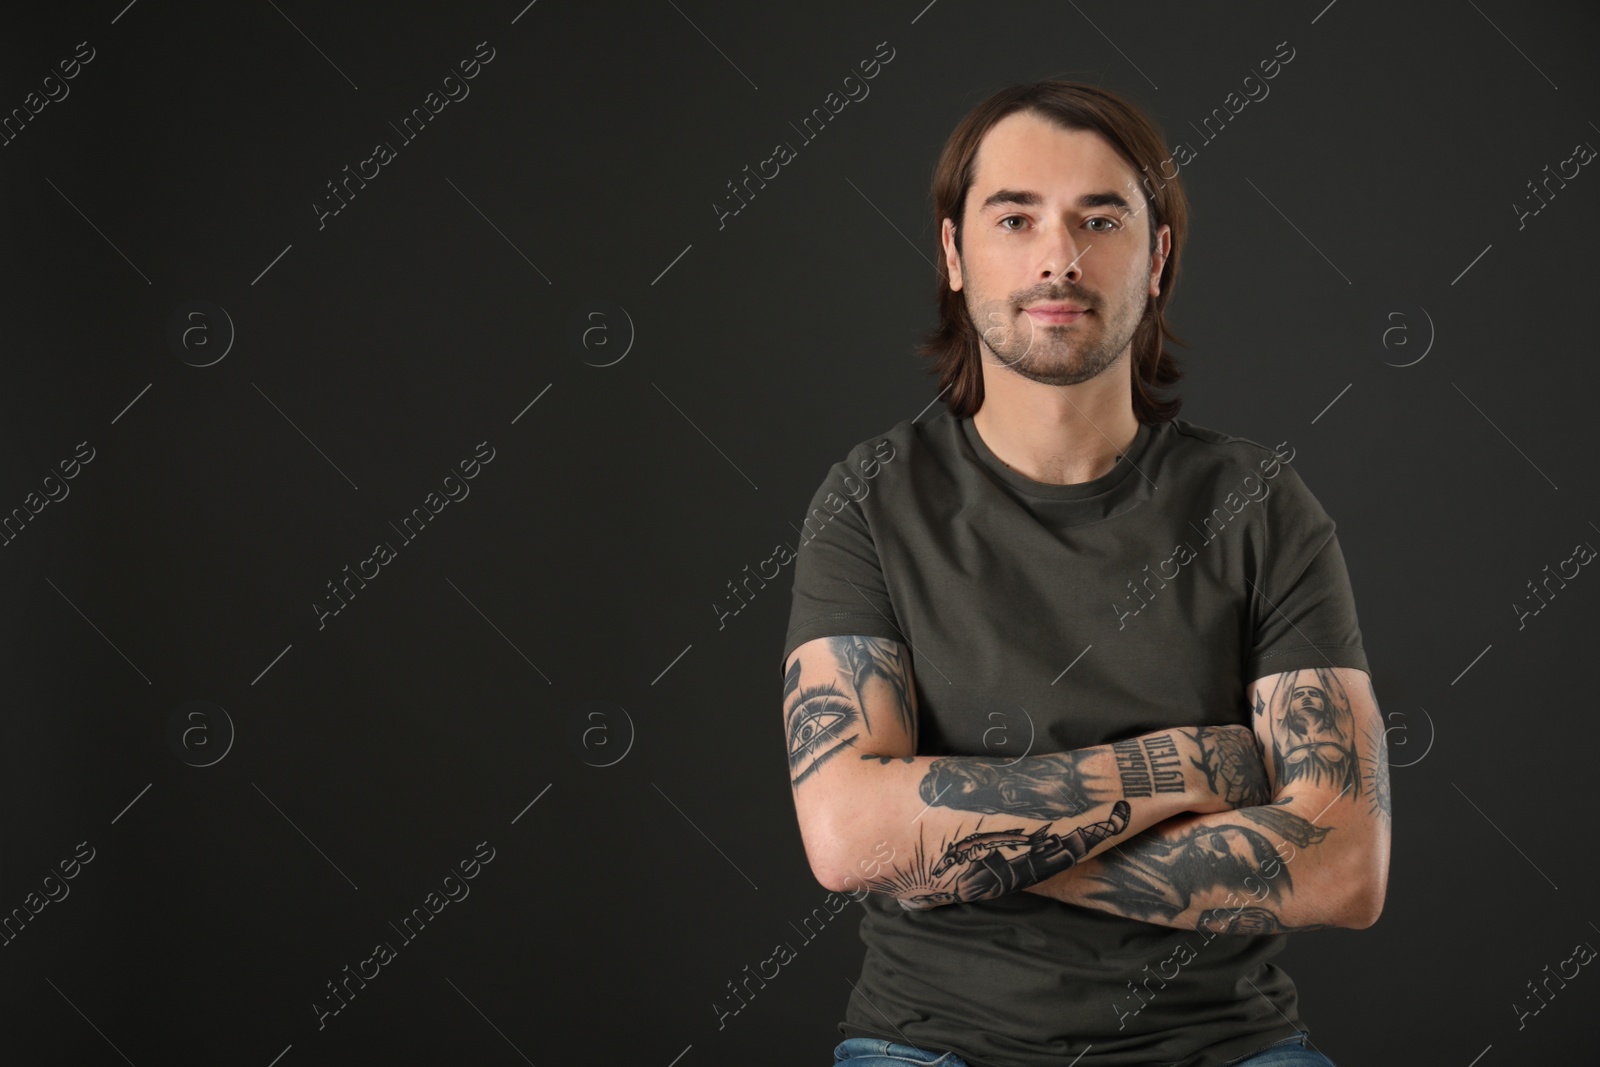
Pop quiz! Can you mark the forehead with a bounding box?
[968,110,1142,211]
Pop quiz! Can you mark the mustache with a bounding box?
[1021,289,1095,308]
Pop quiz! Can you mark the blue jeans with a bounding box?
[832,1030,1337,1066]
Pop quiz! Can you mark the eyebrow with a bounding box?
[977,188,1136,215]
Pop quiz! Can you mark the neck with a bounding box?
[971,362,1140,486]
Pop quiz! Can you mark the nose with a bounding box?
[1039,222,1086,283]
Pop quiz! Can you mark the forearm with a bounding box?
[1021,791,1371,932]
[818,726,1266,908]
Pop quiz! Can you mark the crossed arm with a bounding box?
[784,635,1390,931]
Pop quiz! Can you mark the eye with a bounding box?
[787,696,858,762]
[1086,216,1121,232]
[999,215,1027,231]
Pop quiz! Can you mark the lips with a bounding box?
[1024,304,1090,324]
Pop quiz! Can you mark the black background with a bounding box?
[2,2,1597,1064]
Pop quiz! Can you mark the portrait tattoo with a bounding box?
[1083,821,1292,923]
[917,750,1112,819]
[1196,906,1329,935]
[1260,667,1360,796]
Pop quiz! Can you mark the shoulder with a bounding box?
[1157,418,1330,523]
[828,410,952,477]
[1163,417,1298,473]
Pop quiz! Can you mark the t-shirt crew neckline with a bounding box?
[958,414,1155,501]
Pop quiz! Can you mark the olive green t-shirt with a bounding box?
[780,410,1369,1067]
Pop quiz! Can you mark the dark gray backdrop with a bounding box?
[3,1,1596,1064]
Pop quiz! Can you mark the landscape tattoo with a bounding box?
[784,636,915,788]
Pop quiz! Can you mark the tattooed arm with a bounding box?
[1022,666,1392,932]
[784,635,1271,908]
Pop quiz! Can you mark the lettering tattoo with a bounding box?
[1259,667,1360,796]
[1112,735,1187,798]
[918,750,1112,819]
[1182,726,1272,808]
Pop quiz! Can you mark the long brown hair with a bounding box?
[917,81,1189,423]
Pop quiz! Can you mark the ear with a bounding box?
[941,217,964,292]
[1149,222,1171,298]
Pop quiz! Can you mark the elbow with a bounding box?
[1341,887,1384,929]
[796,798,857,894]
[807,821,900,895]
[1338,848,1389,930]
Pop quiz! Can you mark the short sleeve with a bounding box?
[779,450,906,676]
[1245,461,1369,680]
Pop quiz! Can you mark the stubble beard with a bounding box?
[966,267,1149,388]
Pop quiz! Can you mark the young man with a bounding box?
[780,82,1389,1067]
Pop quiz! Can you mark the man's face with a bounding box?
[1276,683,1352,778]
[943,110,1168,387]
